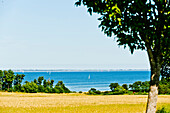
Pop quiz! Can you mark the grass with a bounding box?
[0,92,170,113]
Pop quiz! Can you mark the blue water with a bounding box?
[15,71,150,92]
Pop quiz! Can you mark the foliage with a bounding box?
[122,84,128,90]
[44,87,52,93]
[13,74,25,92]
[156,107,170,113]
[159,77,170,94]
[79,91,82,93]
[161,59,170,81]
[75,0,169,61]
[3,70,15,90]
[88,88,101,95]
[109,83,119,91]
[22,81,38,93]
[0,70,71,94]
[38,85,44,92]
[53,86,64,93]
[55,81,71,93]
[38,76,44,85]
[0,70,3,90]
[114,86,127,94]
[129,81,150,92]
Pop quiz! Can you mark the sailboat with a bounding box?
[88,74,90,79]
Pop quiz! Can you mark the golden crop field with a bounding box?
[0,92,170,113]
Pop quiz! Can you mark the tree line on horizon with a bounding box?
[0,70,70,93]
[88,77,170,95]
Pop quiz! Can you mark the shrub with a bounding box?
[7,88,13,92]
[79,91,82,93]
[95,90,101,94]
[122,84,128,90]
[52,87,64,93]
[88,88,97,94]
[22,82,38,93]
[156,107,170,113]
[54,86,64,93]
[88,88,101,95]
[109,83,119,91]
[103,91,111,95]
[114,86,127,94]
[38,85,44,92]
[127,91,134,95]
[55,81,70,93]
[44,87,52,93]
[13,85,21,92]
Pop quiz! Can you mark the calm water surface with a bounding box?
[15,71,150,92]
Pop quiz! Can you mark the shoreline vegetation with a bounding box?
[0,69,170,95]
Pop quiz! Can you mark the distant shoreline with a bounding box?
[12,69,150,72]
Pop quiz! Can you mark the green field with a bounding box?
[0,92,170,113]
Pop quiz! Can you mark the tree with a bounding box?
[33,79,38,85]
[0,70,3,90]
[43,79,47,88]
[133,81,142,92]
[3,70,15,90]
[161,59,170,81]
[55,81,70,93]
[50,80,54,88]
[122,84,128,90]
[141,81,150,92]
[114,86,127,94]
[38,76,44,85]
[109,83,119,91]
[23,81,38,93]
[75,0,170,112]
[14,74,25,91]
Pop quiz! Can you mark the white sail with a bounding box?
[88,74,90,79]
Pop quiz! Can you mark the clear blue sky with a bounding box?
[0,0,150,70]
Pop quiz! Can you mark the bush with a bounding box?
[88,88,101,95]
[52,87,63,93]
[109,83,119,91]
[94,90,101,94]
[54,86,64,93]
[127,91,134,95]
[102,91,114,95]
[13,85,22,92]
[38,85,44,92]
[22,82,38,93]
[7,88,13,92]
[79,91,82,93]
[114,86,127,94]
[55,81,70,93]
[156,107,170,113]
[88,88,97,94]
[44,87,52,93]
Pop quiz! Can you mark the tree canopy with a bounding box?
[75,0,169,62]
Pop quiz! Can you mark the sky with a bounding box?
[0,0,150,70]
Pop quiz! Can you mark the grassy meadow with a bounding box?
[0,92,170,113]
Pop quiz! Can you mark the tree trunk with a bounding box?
[146,62,161,113]
[146,83,159,113]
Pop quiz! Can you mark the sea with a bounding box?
[15,71,150,92]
